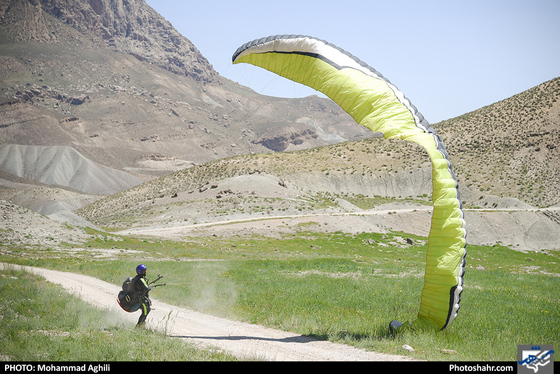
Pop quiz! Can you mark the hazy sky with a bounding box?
[145,0,560,123]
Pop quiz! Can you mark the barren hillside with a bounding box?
[0,0,370,180]
[77,77,560,231]
[0,0,558,252]
[0,144,142,194]
[438,78,560,208]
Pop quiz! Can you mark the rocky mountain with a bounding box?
[1,0,217,82]
[1,0,559,251]
[0,0,371,188]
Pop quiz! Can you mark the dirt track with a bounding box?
[1,263,413,361]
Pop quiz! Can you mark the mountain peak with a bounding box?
[0,0,217,82]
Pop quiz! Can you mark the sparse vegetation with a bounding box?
[438,78,560,208]
[75,136,435,230]
[74,77,560,231]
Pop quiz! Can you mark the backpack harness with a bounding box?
[117,274,166,312]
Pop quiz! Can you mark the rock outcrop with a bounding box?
[253,129,320,152]
[0,0,217,82]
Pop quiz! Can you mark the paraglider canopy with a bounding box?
[233,35,467,331]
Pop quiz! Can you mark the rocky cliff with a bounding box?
[0,0,217,82]
[0,0,371,191]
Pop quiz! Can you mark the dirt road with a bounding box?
[1,263,413,361]
[117,204,560,252]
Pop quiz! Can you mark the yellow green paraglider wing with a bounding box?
[233,35,467,331]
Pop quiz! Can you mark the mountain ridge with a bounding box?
[1,0,371,177]
[0,0,559,251]
[0,0,217,82]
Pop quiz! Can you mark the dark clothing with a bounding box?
[131,274,151,327]
[117,274,152,326]
[132,274,151,299]
[135,296,150,326]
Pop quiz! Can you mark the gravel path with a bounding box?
[1,263,413,361]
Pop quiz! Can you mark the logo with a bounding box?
[518,345,554,374]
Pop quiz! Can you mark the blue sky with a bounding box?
[145,0,560,123]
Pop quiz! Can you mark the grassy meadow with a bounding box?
[0,267,238,361]
[1,229,559,361]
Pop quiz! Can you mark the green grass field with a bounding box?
[1,229,559,361]
[0,268,237,361]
